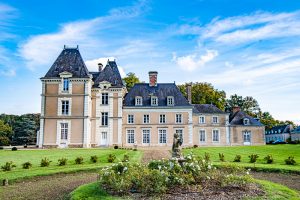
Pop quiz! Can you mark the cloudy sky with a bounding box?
[0,0,300,124]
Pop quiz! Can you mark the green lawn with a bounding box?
[183,144,300,173]
[0,148,143,181]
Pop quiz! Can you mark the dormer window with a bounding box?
[278,129,281,133]
[167,96,174,106]
[135,96,143,106]
[151,96,158,106]
[243,118,250,125]
[63,78,69,91]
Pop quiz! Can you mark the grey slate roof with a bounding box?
[123,83,191,107]
[193,104,227,114]
[43,48,90,78]
[92,61,123,87]
[291,126,300,134]
[266,125,293,134]
[229,111,263,126]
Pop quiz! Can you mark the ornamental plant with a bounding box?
[122,154,130,162]
[40,157,52,167]
[58,158,68,166]
[249,154,259,163]
[219,153,225,162]
[90,155,98,163]
[22,161,32,169]
[233,155,241,162]
[75,157,84,164]
[107,154,116,163]
[285,156,296,165]
[264,155,274,164]
[1,161,16,171]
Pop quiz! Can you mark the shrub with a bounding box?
[264,155,274,164]
[133,148,137,151]
[24,145,27,148]
[233,155,241,162]
[285,156,296,165]
[58,158,68,166]
[204,152,210,162]
[193,144,198,148]
[11,147,17,151]
[114,145,119,149]
[0,146,3,150]
[1,161,16,171]
[22,161,32,169]
[90,155,98,163]
[75,157,84,164]
[40,157,52,167]
[219,153,225,162]
[107,154,116,163]
[122,154,130,162]
[249,154,259,163]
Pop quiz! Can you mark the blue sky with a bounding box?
[1,0,300,124]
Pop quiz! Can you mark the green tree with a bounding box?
[226,94,260,116]
[123,72,140,91]
[178,82,226,110]
[0,120,13,146]
[13,117,36,145]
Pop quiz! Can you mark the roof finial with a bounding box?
[64,45,66,49]
[76,45,79,49]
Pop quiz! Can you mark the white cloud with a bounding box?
[173,49,218,71]
[85,57,126,77]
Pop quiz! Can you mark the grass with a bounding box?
[70,180,300,200]
[0,148,143,181]
[183,144,300,173]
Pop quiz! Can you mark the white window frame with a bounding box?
[128,114,134,124]
[159,114,166,124]
[167,96,174,106]
[151,96,158,106]
[199,129,206,143]
[175,114,183,124]
[243,131,251,143]
[101,112,108,126]
[199,115,205,124]
[101,93,109,105]
[58,98,72,116]
[158,129,167,144]
[143,114,150,124]
[243,118,250,125]
[212,129,220,143]
[63,78,69,92]
[135,96,143,106]
[56,120,71,146]
[127,129,135,144]
[142,129,151,144]
[175,129,183,143]
[212,116,219,124]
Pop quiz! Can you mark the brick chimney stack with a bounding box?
[232,105,241,113]
[149,71,158,87]
[186,83,192,104]
[98,63,103,72]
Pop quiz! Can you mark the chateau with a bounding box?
[38,47,265,148]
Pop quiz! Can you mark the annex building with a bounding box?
[38,47,265,148]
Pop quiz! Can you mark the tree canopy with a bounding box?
[123,72,140,91]
[225,94,260,116]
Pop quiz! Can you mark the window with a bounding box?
[127,129,135,144]
[128,114,134,124]
[176,114,182,124]
[176,129,183,143]
[212,116,219,124]
[63,78,69,91]
[212,129,219,142]
[101,93,108,105]
[167,96,174,106]
[243,131,251,142]
[159,114,166,124]
[159,129,167,144]
[243,118,250,125]
[62,100,69,115]
[135,96,142,106]
[101,112,108,126]
[199,130,206,142]
[199,116,205,124]
[143,114,150,124]
[151,96,158,106]
[142,129,150,143]
[61,123,68,140]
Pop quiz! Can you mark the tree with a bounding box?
[226,94,260,116]
[13,117,36,145]
[178,82,226,110]
[0,120,13,146]
[123,72,140,91]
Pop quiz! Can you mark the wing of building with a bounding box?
[38,47,265,148]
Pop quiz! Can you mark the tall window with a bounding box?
[102,93,108,105]
[62,100,69,115]
[199,116,205,124]
[212,116,219,124]
[159,129,167,144]
[167,96,174,106]
[61,123,68,140]
[176,114,182,124]
[128,114,134,124]
[199,130,206,142]
[101,112,108,126]
[243,131,251,142]
[135,96,142,106]
[212,129,219,142]
[63,78,69,91]
[142,129,150,143]
[127,129,135,143]
[143,114,150,124]
[159,114,166,124]
[176,129,183,143]
[151,96,158,106]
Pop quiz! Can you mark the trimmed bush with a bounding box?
[122,154,130,162]
[58,158,68,166]
[1,161,16,171]
[107,154,116,163]
[11,147,17,151]
[133,149,137,151]
[193,144,198,148]
[40,157,52,167]
[249,154,259,163]
[114,145,119,149]
[204,152,210,162]
[22,161,32,169]
[219,153,225,162]
[233,155,241,162]
[90,155,98,163]
[264,155,274,164]
[75,157,84,164]
[0,146,4,150]
[285,156,296,165]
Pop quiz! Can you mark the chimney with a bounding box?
[98,63,103,72]
[149,71,158,87]
[232,105,241,113]
[186,83,192,104]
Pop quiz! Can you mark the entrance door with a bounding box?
[100,132,108,146]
